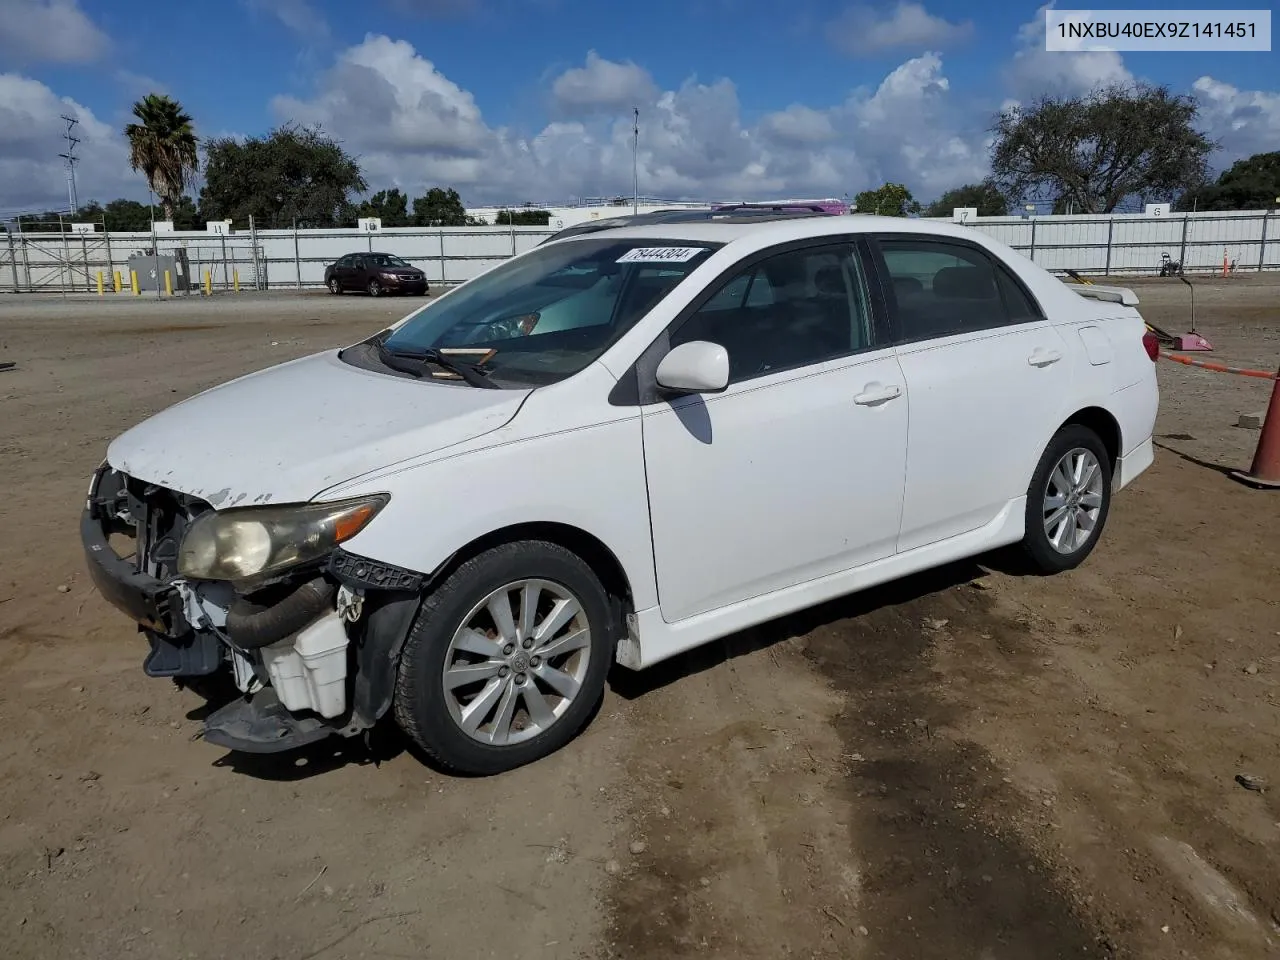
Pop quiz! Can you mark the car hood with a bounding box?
[106,350,529,507]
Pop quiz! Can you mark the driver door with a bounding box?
[640,240,908,622]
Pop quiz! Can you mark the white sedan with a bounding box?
[82,214,1158,774]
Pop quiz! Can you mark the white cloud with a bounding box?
[0,0,108,65]
[827,2,972,56]
[551,51,657,115]
[0,74,137,216]
[271,35,492,158]
[245,0,330,40]
[759,104,836,145]
[1192,76,1280,163]
[1006,3,1131,99]
[269,38,990,206]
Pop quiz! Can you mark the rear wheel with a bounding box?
[393,541,613,774]
[327,277,342,294]
[1021,424,1112,573]
[367,278,383,297]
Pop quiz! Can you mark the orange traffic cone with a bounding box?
[1231,367,1280,488]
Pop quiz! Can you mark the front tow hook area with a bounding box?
[202,689,340,754]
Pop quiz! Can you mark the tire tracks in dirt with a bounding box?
[599,562,1112,959]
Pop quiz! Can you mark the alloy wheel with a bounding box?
[441,579,592,746]
[1042,447,1105,554]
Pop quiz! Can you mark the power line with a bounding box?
[57,114,81,214]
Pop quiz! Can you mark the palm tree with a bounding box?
[124,94,199,222]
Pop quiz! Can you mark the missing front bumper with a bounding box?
[202,688,341,753]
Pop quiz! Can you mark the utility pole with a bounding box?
[632,107,639,216]
[58,114,81,215]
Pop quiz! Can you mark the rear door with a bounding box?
[871,235,1073,553]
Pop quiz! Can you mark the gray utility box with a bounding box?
[127,250,191,292]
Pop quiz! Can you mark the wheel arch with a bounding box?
[351,520,637,733]
[428,521,635,619]
[1058,406,1122,466]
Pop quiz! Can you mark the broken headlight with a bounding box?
[177,495,389,582]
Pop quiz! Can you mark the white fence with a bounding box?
[0,224,556,294]
[3,210,1278,294]
[942,209,1278,275]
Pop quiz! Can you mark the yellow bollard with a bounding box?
[113,270,122,293]
[233,269,240,293]
[130,270,140,296]
[164,270,173,296]
[96,271,104,296]
[203,270,212,296]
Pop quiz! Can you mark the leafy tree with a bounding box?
[123,94,200,222]
[355,189,411,227]
[101,199,153,230]
[1175,152,1280,211]
[925,182,1008,217]
[853,183,921,217]
[492,208,552,226]
[990,83,1212,214]
[412,187,468,226]
[199,123,367,228]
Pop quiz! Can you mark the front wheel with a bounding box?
[1021,424,1112,573]
[327,277,342,294]
[367,278,383,297]
[393,541,614,774]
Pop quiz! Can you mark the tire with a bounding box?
[367,278,383,297]
[327,277,342,294]
[393,540,614,775]
[1021,424,1113,574]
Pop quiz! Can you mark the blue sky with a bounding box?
[1,0,1276,214]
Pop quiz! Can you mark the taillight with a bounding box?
[1142,331,1160,361]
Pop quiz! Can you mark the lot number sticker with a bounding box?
[616,247,706,263]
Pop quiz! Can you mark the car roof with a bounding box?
[540,207,833,244]
[550,215,987,247]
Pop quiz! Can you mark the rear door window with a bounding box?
[877,238,1025,342]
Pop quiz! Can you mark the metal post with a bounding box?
[249,215,260,290]
[1028,217,1037,262]
[80,233,89,290]
[632,107,639,216]
[509,220,516,257]
[19,231,31,292]
[293,218,302,289]
[1104,218,1114,275]
[219,231,229,290]
[103,222,113,294]
[438,227,446,286]
[5,229,18,293]
[1259,211,1270,272]
[151,216,160,300]
[1178,214,1189,271]
[58,213,69,299]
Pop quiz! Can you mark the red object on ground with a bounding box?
[1231,367,1280,489]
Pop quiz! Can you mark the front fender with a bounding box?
[330,411,659,612]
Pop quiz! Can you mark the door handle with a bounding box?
[854,383,902,406]
[1028,348,1063,367]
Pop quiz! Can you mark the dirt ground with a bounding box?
[1,275,1277,960]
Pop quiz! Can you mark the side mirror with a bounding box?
[654,340,730,394]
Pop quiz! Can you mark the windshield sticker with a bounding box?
[616,247,706,264]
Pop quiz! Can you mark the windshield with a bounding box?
[379,237,719,386]
[370,254,411,268]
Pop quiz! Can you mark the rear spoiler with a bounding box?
[1065,282,1140,306]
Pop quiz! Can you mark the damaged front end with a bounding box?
[81,464,423,754]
